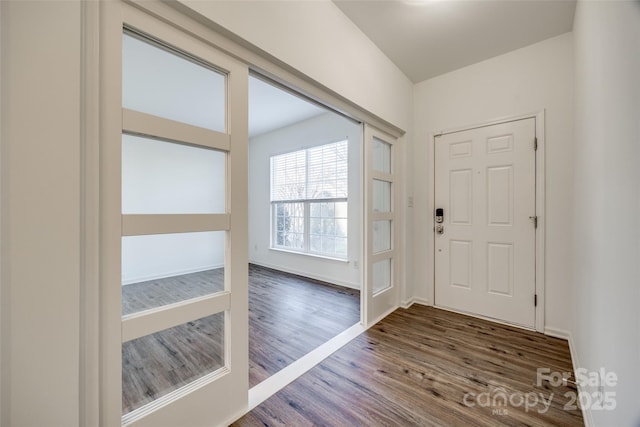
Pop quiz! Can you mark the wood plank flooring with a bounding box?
[248,265,360,387]
[122,312,225,413]
[122,264,360,414]
[234,304,584,427]
[122,268,225,315]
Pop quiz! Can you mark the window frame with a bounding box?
[269,140,349,260]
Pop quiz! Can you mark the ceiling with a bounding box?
[249,76,326,137]
[248,1,576,134]
[333,0,576,83]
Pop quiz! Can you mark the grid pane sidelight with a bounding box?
[373,179,391,213]
[372,137,391,174]
[369,131,395,304]
[372,258,392,294]
[373,220,391,254]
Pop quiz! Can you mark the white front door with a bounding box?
[364,125,399,326]
[434,118,536,328]
[101,3,248,426]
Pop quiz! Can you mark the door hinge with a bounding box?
[534,294,538,307]
[529,215,538,228]
[534,137,538,151]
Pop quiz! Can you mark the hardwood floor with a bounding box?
[234,305,584,427]
[122,312,225,413]
[248,264,360,387]
[122,268,225,315]
[121,264,360,414]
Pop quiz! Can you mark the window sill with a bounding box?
[269,247,349,263]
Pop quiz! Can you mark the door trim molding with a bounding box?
[429,110,545,333]
[80,1,101,426]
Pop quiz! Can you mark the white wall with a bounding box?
[410,33,574,333]
[249,113,361,289]
[572,2,640,425]
[177,0,413,132]
[122,232,225,285]
[1,2,81,426]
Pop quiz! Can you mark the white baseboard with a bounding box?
[249,260,360,290]
[122,264,224,286]
[566,331,594,427]
[400,297,431,309]
[544,326,571,340]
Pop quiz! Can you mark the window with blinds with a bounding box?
[270,140,348,258]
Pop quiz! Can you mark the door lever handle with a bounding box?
[435,224,444,235]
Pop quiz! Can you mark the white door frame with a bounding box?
[428,111,545,333]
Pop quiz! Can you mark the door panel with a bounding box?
[487,243,513,296]
[450,169,472,224]
[434,118,536,328]
[102,3,248,425]
[365,127,399,325]
[450,240,472,289]
[487,165,513,225]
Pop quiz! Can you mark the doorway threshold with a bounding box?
[248,322,366,410]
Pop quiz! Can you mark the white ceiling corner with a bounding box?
[333,0,576,83]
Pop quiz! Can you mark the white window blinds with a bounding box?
[270,140,349,259]
[271,140,348,201]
